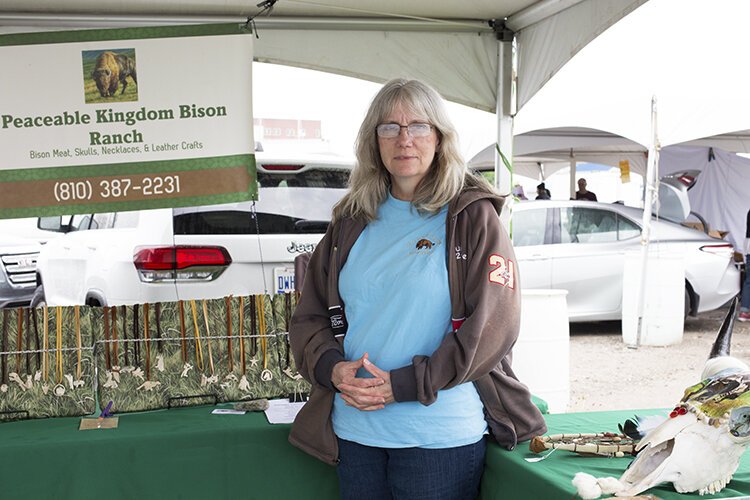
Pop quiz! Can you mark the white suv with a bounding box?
[34,153,352,306]
[0,235,41,308]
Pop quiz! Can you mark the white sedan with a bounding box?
[512,200,740,322]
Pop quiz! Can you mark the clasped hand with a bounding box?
[331,353,394,411]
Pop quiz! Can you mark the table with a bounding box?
[0,405,339,499]
[481,408,750,499]
[1,405,748,499]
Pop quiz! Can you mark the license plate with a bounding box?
[273,266,296,294]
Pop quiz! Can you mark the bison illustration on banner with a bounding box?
[91,51,137,98]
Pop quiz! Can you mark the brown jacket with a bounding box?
[288,186,547,464]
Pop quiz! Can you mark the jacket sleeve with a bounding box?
[390,200,521,404]
[289,224,345,392]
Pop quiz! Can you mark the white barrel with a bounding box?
[512,289,570,413]
[622,250,685,346]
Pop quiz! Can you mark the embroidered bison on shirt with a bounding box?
[92,51,137,98]
[416,239,434,250]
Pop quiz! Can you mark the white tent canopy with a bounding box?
[0,0,647,114]
[515,0,750,150]
[468,127,647,179]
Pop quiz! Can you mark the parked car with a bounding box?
[511,199,740,321]
[0,235,41,308]
[33,153,353,306]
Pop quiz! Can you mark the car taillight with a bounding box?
[133,246,232,282]
[677,174,695,186]
[699,243,734,258]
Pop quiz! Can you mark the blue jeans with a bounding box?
[742,254,750,312]
[336,437,486,500]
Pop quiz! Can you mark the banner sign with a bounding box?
[0,24,256,218]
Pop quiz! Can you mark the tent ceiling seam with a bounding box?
[506,0,585,31]
[0,13,492,32]
[282,0,488,29]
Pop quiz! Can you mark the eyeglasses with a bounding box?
[376,122,433,138]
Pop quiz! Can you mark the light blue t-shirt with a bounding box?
[332,193,487,449]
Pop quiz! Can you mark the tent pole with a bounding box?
[633,97,659,348]
[569,149,576,200]
[496,37,515,226]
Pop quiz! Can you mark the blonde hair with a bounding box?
[333,78,479,222]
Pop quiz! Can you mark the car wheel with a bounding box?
[684,287,691,319]
[30,285,46,308]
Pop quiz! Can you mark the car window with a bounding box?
[257,170,348,188]
[617,216,640,240]
[512,208,548,247]
[561,208,618,244]
[174,168,349,235]
[113,210,140,229]
[91,213,116,230]
[71,214,92,231]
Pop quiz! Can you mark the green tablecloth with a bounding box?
[1,405,748,499]
[0,405,339,500]
[481,408,750,499]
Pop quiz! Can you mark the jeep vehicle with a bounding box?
[0,234,41,308]
[33,153,353,306]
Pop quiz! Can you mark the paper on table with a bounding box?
[264,398,306,424]
[211,409,246,415]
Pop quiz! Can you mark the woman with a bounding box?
[289,79,546,500]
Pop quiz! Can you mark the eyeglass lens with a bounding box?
[376,123,432,138]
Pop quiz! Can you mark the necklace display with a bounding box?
[0,294,310,418]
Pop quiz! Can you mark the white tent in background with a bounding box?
[468,127,647,180]
[660,145,750,252]
[515,0,750,152]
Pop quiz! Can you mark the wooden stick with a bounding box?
[190,300,204,371]
[143,303,151,380]
[154,302,163,353]
[225,297,233,372]
[256,295,267,369]
[201,300,215,375]
[132,304,140,367]
[55,306,63,384]
[1,309,8,385]
[239,296,246,376]
[121,305,128,366]
[24,308,31,375]
[42,306,49,382]
[103,306,111,370]
[111,307,119,366]
[15,308,23,375]
[249,297,257,357]
[178,300,187,363]
[75,306,82,380]
[31,307,41,370]
[284,293,292,369]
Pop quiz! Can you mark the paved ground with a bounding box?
[568,304,750,413]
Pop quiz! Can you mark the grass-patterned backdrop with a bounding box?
[0,306,96,420]
[0,293,309,420]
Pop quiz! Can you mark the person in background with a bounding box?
[535,182,550,200]
[740,207,750,322]
[575,178,598,201]
[512,184,528,200]
[289,78,546,500]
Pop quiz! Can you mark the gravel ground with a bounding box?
[568,304,750,413]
